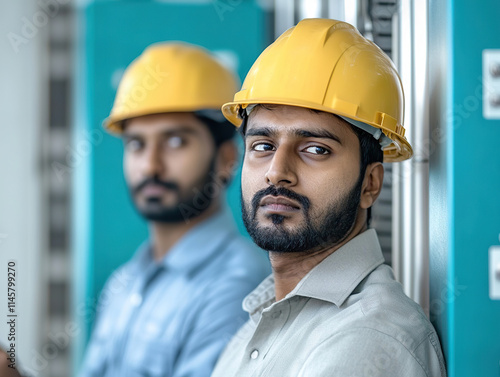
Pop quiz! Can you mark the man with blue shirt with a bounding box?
[78,42,270,377]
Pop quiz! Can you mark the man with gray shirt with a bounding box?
[212,19,446,377]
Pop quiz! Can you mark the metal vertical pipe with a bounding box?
[328,0,345,20]
[392,0,430,313]
[411,0,429,313]
[298,0,323,19]
[393,0,414,297]
[343,0,359,28]
[275,0,296,37]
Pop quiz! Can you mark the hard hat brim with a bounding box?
[104,104,226,135]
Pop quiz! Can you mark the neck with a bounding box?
[149,201,220,261]
[271,218,367,301]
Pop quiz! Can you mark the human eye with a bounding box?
[303,145,330,155]
[251,142,275,152]
[125,138,143,152]
[166,135,185,149]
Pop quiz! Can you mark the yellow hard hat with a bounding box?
[105,42,239,133]
[222,18,412,162]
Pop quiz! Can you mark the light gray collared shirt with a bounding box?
[212,229,446,377]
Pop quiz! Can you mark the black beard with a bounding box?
[130,157,217,224]
[241,176,363,253]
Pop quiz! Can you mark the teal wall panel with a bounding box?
[430,0,500,375]
[451,0,500,375]
[73,0,271,369]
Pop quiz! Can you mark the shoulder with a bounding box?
[321,264,446,376]
[210,232,271,283]
[103,240,151,284]
[300,325,444,377]
[95,245,146,311]
[353,265,433,343]
[101,257,138,291]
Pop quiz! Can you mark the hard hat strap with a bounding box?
[338,115,392,148]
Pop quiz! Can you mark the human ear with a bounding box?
[359,162,384,209]
[215,140,238,186]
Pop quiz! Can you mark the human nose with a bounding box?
[265,146,297,187]
[142,143,165,177]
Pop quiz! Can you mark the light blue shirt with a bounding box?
[79,210,271,377]
[212,229,446,377]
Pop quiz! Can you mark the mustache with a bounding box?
[251,186,310,214]
[132,176,180,195]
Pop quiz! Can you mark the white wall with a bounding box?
[0,1,46,375]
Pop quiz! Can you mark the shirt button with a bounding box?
[130,293,142,307]
[250,349,259,359]
[271,310,282,319]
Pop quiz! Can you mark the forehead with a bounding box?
[123,112,209,136]
[246,105,357,142]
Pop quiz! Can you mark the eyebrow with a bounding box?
[293,129,342,145]
[245,127,277,138]
[245,126,342,145]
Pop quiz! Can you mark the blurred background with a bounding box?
[0,0,499,376]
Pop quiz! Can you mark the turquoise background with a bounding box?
[430,0,500,375]
[450,0,500,374]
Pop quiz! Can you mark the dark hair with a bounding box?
[194,114,236,148]
[238,105,383,226]
[348,123,383,227]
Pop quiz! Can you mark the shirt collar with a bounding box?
[131,209,237,277]
[243,273,275,322]
[129,240,154,272]
[243,229,385,318]
[291,229,384,307]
